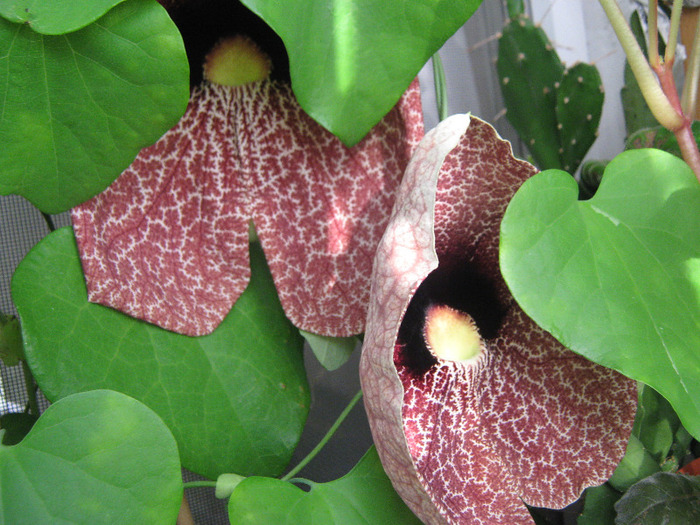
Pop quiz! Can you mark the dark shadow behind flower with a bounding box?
[360,114,637,524]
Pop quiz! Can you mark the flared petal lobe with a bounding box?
[360,114,637,524]
[72,79,423,337]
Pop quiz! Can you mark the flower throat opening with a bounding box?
[395,265,505,376]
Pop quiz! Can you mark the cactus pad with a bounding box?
[497,13,564,170]
[497,14,604,174]
[556,63,604,173]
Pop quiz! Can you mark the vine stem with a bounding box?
[649,0,660,67]
[651,2,700,181]
[287,477,315,487]
[182,480,217,489]
[182,390,363,492]
[281,389,363,481]
[675,119,700,177]
[665,0,684,65]
[681,8,700,117]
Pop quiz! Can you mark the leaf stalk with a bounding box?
[665,0,684,65]
[681,7,700,117]
[432,52,449,122]
[599,0,683,130]
[649,0,660,68]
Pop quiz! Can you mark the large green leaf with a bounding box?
[12,228,310,480]
[614,472,700,524]
[228,446,421,524]
[500,149,700,439]
[240,0,482,146]
[0,0,189,214]
[0,389,182,525]
[0,0,126,34]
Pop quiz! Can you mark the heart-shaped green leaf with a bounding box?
[500,148,700,439]
[0,0,188,213]
[0,389,182,524]
[227,446,421,524]
[12,228,309,480]
[0,0,126,34]
[240,0,482,146]
[614,472,700,524]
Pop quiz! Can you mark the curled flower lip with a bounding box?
[71,77,424,337]
[360,114,637,524]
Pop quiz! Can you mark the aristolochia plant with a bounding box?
[360,114,638,524]
[1,0,699,523]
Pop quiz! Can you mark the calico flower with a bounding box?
[71,35,423,337]
[360,114,637,524]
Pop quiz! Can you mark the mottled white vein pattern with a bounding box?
[72,79,423,337]
[360,116,638,525]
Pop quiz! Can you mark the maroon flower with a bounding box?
[360,114,637,524]
[71,37,423,337]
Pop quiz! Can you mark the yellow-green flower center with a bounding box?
[423,304,484,363]
[203,35,272,86]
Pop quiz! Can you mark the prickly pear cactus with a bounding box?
[497,13,564,169]
[506,0,525,19]
[497,13,604,174]
[556,63,604,172]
